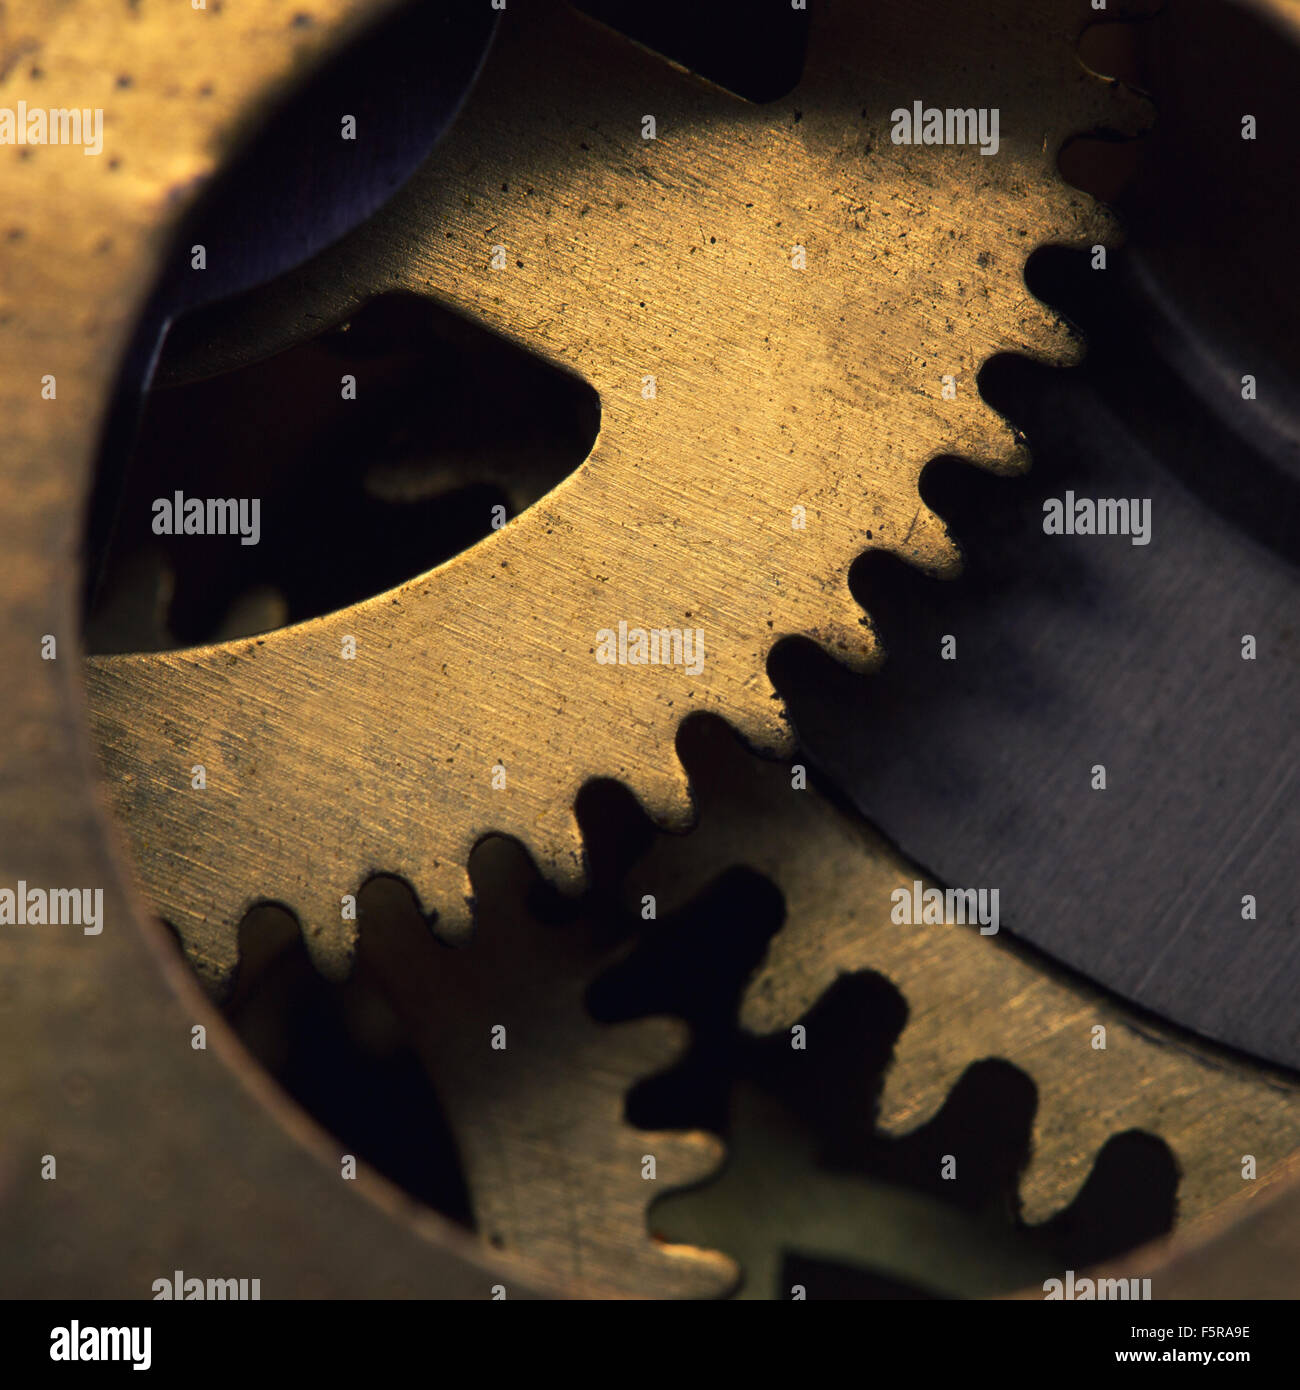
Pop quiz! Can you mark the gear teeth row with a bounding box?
[631,719,1300,1231]
[263,851,739,1299]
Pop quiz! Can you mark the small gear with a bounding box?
[339,843,734,1299]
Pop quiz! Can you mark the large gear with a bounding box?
[84,0,1138,987]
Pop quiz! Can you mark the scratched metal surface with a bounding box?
[782,343,1300,1069]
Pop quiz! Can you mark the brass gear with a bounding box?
[84,0,1140,988]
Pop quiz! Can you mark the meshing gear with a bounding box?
[334,718,1300,1296]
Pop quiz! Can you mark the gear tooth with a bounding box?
[811,621,878,676]
[1071,72,1156,141]
[643,1128,728,1192]
[1115,84,1156,141]
[295,885,358,981]
[610,1015,693,1075]
[1067,54,1156,142]
[737,874,865,1039]
[608,751,696,838]
[737,984,788,1039]
[406,858,476,945]
[718,673,795,759]
[649,754,698,834]
[961,397,1035,477]
[1011,294,1085,370]
[1038,188,1120,254]
[802,591,882,676]
[642,1242,739,1299]
[524,802,591,897]
[875,1032,962,1139]
[876,1029,1098,1221]
[880,500,963,579]
[172,904,242,999]
[1018,1118,1102,1226]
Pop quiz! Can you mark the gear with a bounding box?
[84,0,1142,991]
[341,843,735,1300]
[633,716,1300,1232]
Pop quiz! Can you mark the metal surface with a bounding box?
[781,359,1300,1070]
[222,720,1300,1296]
